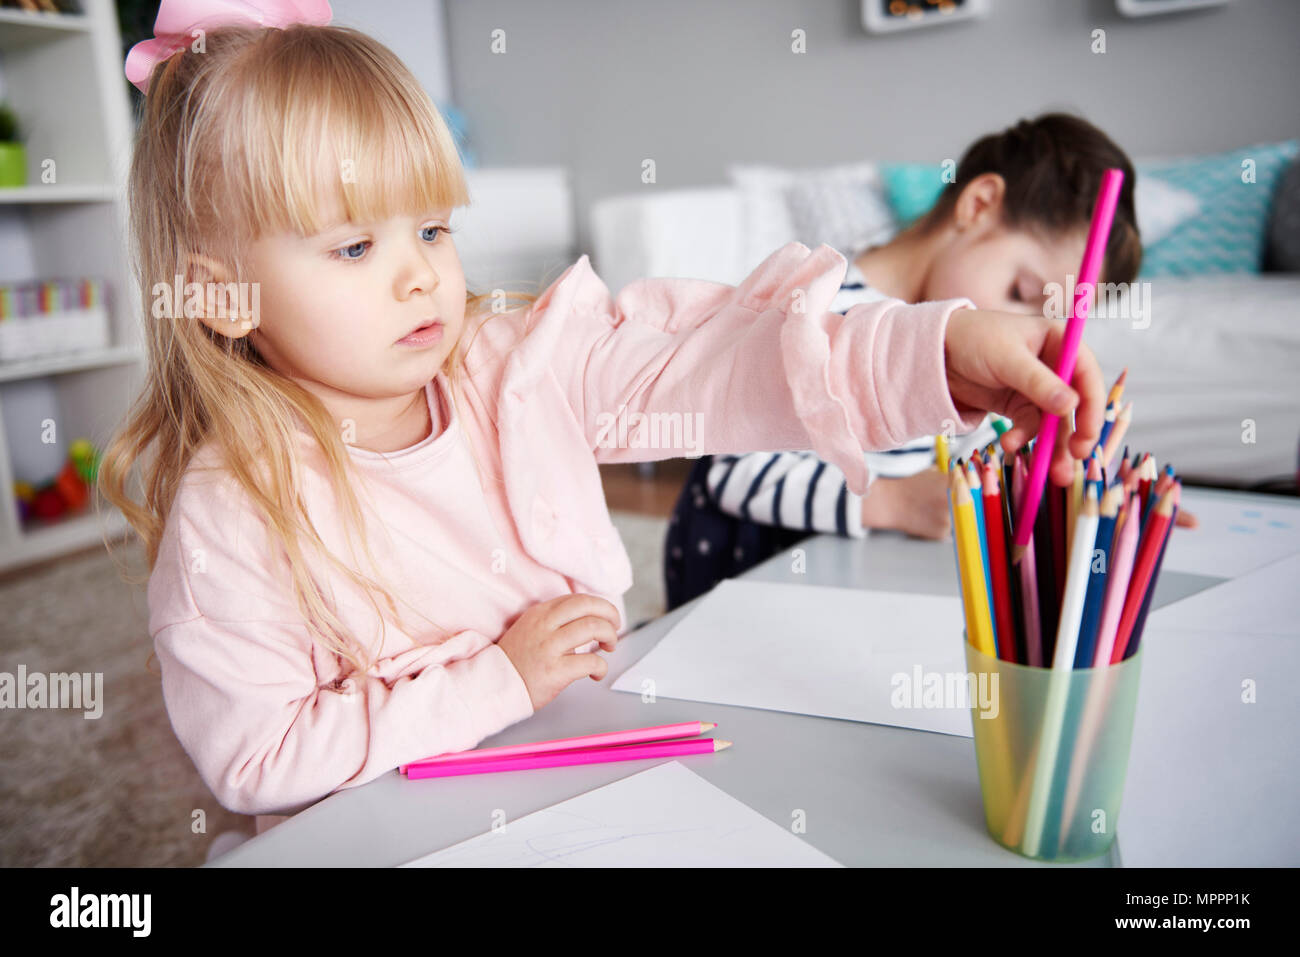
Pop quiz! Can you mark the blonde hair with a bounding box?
[99,24,537,678]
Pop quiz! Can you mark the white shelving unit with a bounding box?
[0,0,142,574]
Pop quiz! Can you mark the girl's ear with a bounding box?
[185,253,259,337]
[952,172,1007,233]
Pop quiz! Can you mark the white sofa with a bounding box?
[591,187,1300,489]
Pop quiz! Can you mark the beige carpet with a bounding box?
[0,510,668,867]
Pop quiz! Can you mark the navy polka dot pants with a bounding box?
[663,455,814,612]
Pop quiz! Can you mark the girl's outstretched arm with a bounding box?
[512,241,986,496]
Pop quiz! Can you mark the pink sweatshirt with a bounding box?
[146,241,982,821]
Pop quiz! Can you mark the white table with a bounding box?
[210,487,1299,867]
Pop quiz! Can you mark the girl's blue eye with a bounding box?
[336,241,368,261]
[421,225,448,242]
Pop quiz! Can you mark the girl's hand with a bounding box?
[860,471,951,541]
[497,594,621,711]
[943,308,1105,487]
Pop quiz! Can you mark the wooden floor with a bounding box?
[598,459,694,517]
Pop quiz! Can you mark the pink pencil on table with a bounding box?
[399,721,718,773]
[405,736,732,780]
[1012,168,1125,564]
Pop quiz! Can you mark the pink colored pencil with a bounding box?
[1012,455,1043,666]
[1012,168,1125,562]
[405,736,731,779]
[400,720,716,772]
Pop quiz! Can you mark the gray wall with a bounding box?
[444,0,1300,253]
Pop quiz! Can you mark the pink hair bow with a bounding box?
[125,0,333,94]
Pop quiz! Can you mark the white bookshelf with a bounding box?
[0,0,141,574]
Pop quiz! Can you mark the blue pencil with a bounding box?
[1073,482,1120,668]
[1094,401,1117,459]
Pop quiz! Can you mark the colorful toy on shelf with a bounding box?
[13,437,101,525]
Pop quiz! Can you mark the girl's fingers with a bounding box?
[1065,347,1105,458]
[1050,427,1077,486]
[995,342,1078,423]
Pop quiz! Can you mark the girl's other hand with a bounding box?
[497,594,621,711]
[943,307,1104,487]
[860,471,951,541]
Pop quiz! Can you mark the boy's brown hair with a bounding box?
[916,112,1142,285]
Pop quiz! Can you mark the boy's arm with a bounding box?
[523,241,984,494]
[705,451,870,539]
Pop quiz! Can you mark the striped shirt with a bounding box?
[705,257,998,537]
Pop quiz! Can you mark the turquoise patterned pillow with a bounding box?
[1139,140,1299,277]
[879,163,947,226]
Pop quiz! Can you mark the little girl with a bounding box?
[665,113,1144,611]
[100,11,1104,831]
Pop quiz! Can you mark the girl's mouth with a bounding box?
[397,320,444,347]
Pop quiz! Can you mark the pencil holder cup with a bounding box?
[962,637,1144,862]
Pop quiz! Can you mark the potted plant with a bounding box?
[0,102,26,188]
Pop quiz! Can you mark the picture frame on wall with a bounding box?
[1116,0,1233,17]
[861,0,989,35]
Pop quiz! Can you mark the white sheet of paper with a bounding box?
[611,580,975,737]
[1115,553,1300,864]
[1117,625,1300,866]
[1161,489,1300,579]
[1140,552,1298,638]
[398,761,842,867]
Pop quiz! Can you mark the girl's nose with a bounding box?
[399,246,440,299]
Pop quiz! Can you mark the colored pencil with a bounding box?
[1091,491,1140,667]
[951,466,996,658]
[1125,481,1180,659]
[1095,401,1118,458]
[1021,481,1100,857]
[405,736,732,779]
[400,721,718,772]
[1012,169,1125,562]
[1050,480,1069,627]
[1067,459,1084,557]
[981,460,1016,662]
[1073,479,1120,668]
[1106,367,1128,408]
[967,458,997,654]
[1001,477,1028,665]
[1101,401,1132,469]
[1012,455,1043,666]
[1110,484,1177,663]
[1033,471,1060,663]
[1137,454,1155,521]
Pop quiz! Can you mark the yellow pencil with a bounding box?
[951,466,996,657]
[934,433,950,475]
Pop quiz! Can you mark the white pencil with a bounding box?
[1021,482,1100,857]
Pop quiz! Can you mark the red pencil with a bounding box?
[1137,454,1155,520]
[981,459,1017,663]
[1110,484,1177,662]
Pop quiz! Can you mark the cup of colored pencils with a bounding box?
[943,374,1176,861]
